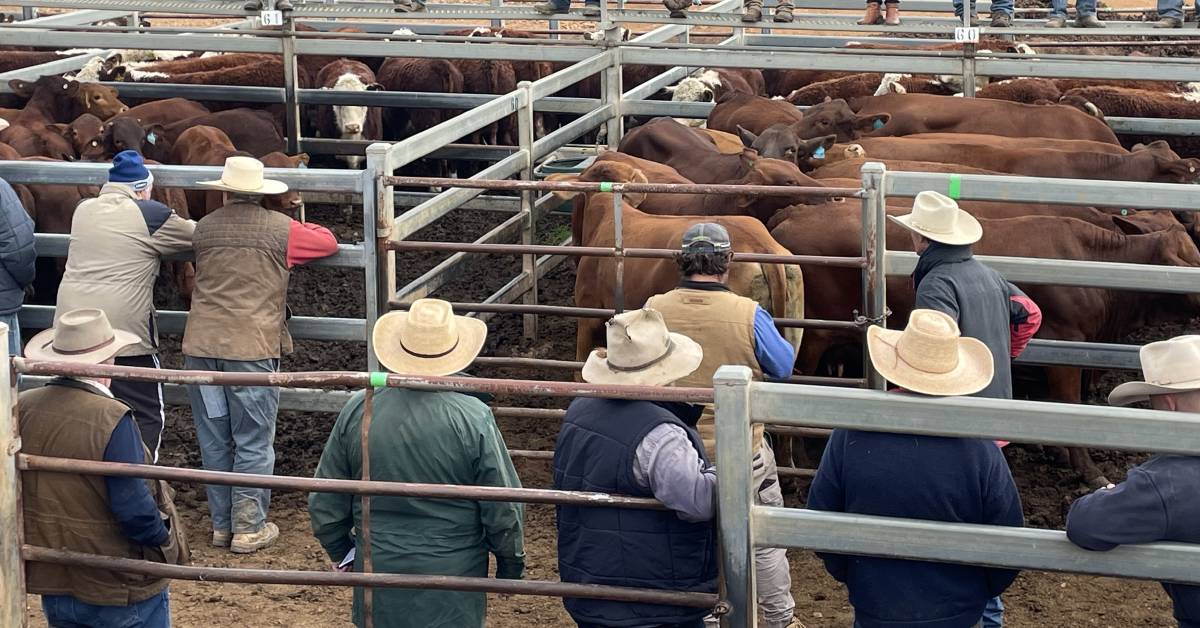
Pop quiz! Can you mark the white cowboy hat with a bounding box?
[26,308,139,364]
[581,308,703,387]
[197,156,288,196]
[889,190,983,246]
[1108,335,1200,406]
[372,299,487,377]
[867,309,994,397]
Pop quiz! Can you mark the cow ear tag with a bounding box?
[146,132,157,145]
[873,119,885,130]
[813,146,826,159]
[1120,209,1129,216]
[298,161,307,169]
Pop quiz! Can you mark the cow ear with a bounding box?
[808,134,837,151]
[1111,215,1146,236]
[735,125,757,148]
[625,169,648,208]
[545,173,580,201]
[855,113,889,132]
[823,95,832,103]
[8,80,33,98]
[294,153,311,166]
[46,123,69,137]
[63,80,80,96]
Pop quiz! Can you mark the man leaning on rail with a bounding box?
[20,308,189,628]
[1066,335,1200,628]
[807,309,1025,628]
[182,157,338,555]
[554,307,719,628]
[0,176,35,359]
[309,298,526,628]
[645,222,803,628]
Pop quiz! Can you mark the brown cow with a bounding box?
[109,53,275,79]
[977,78,1065,104]
[856,94,1121,144]
[377,57,465,179]
[707,92,802,135]
[151,109,285,158]
[6,76,85,126]
[63,113,106,160]
[114,98,210,127]
[735,126,836,171]
[863,133,1128,155]
[785,73,952,106]
[770,207,1200,484]
[314,59,383,169]
[0,123,74,160]
[98,117,173,163]
[1062,86,1200,157]
[809,157,1003,180]
[762,69,851,98]
[170,125,307,219]
[453,58,518,146]
[710,93,890,143]
[847,137,1199,183]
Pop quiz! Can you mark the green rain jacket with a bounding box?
[309,387,526,628]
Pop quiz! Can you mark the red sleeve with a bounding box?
[287,220,339,268]
[1008,294,1042,358]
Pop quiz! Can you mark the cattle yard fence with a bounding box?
[713,364,1200,627]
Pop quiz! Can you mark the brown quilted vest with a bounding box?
[20,382,189,606]
[182,202,293,361]
[645,287,766,460]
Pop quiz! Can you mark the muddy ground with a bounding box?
[23,199,1187,627]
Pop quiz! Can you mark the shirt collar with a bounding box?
[50,376,115,398]
[678,279,733,293]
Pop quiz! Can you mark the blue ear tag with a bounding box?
[813,146,826,159]
[873,119,885,130]
[146,132,156,145]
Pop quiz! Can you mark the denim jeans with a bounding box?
[549,0,599,8]
[42,589,170,628]
[185,356,280,535]
[1156,0,1185,19]
[1050,0,1096,17]
[954,0,1012,16]
[0,312,20,357]
[982,596,1004,628]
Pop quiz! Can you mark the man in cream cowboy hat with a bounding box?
[808,309,1024,628]
[309,298,525,628]
[183,156,338,554]
[21,308,189,628]
[1066,335,1200,628]
[553,308,719,628]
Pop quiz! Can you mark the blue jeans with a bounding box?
[549,0,599,8]
[42,589,170,628]
[955,0,1012,16]
[1156,0,1185,19]
[185,356,280,535]
[1050,0,1095,16]
[0,312,20,357]
[982,596,1004,628]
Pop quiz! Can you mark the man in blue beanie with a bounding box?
[0,177,35,357]
[57,150,196,460]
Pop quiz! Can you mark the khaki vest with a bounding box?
[20,382,189,606]
[645,287,765,460]
[183,202,293,360]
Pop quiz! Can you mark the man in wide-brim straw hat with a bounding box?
[808,309,1024,628]
[21,308,189,628]
[309,298,525,628]
[1067,335,1200,628]
[553,307,720,628]
[183,156,339,554]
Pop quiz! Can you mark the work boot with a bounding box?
[534,1,561,13]
[857,2,883,24]
[773,1,794,22]
[212,530,232,548]
[663,0,690,18]
[1075,13,1104,26]
[1152,16,1183,26]
[393,0,425,11]
[1045,14,1066,26]
[884,2,900,24]
[989,10,1012,26]
[582,3,601,15]
[274,0,293,10]
[243,0,262,10]
[231,522,280,554]
[742,0,763,21]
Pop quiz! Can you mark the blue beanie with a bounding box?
[108,150,153,190]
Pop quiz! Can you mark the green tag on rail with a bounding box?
[947,174,962,200]
[599,181,614,192]
[370,372,388,388]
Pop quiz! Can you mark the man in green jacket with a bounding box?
[309,298,526,628]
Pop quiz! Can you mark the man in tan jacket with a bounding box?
[183,157,337,554]
[21,308,188,628]
[56,150,195,461]
[645,222,802,628]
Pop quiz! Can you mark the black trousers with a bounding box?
[110,354,166,462]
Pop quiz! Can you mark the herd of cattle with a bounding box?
[3,34,1200,484]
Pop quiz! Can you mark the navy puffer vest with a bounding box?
[553,397,718,627]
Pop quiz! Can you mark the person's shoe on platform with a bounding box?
[1045,14,1067,26]
[857,2,883,24]
[231,522,279,554]
[534,1,565,14]
[989,10,1012,26]
[884,3,900,24]
[1075,13,1104,26]
[773,3,794,22]
[1152,15,1183,27]
[212,530,232,548]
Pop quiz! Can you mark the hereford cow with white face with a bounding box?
[315,58,383,169]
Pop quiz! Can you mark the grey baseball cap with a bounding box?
[681,222,732,253]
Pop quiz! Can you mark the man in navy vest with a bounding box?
[553,308,716,628]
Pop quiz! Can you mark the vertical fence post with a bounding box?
[860,162,888,391]
[612,190,625,314]
[961,9,976,98]
[364,144,394,370]
[517,82,538,340]
[715,365,755,628]
[0,323,24,628]
[601,48,623,149]
[281,14,302,154]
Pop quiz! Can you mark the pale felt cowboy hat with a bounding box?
[1108,335,1200,406]
[581,308,703,387]
[25,308,139,364]
[197,156,288,196]
[372,298,487,377]
[867,309,994,397]
[889,190,983,246]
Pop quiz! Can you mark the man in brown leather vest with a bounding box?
[21,308,188,628]
[182,157,337,554]
[645,222,803,628]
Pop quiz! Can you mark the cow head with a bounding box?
[326,72,381,169]
[547,161,650,208]
[259,152,309,217]
[1136,141,1200,184]
[797,98,889,142]
[78,83,128,120]
[734,157,826,221]
[736,124,835,172]
[99,117,151,158]
[9,76,80,122]
[60,113,105,158]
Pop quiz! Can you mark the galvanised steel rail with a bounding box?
[713,365,1200,627]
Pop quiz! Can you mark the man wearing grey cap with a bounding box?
[646,222,802,628]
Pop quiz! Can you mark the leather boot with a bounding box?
[773,0,794,22]
[857,1,883,24]
[742,0,763,22]
[883,2,900,24]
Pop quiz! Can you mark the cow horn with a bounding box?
[1084,102,1104,118]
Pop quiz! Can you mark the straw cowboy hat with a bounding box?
[1108,335,1200,406]
[197,156,288,196]
[889,191,983,246]
[372,298,487,377]
[26,308,139,364]
[867,309,994,396]
[581,308,703,387]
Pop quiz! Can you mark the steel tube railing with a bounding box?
[382,176,863,199]
[385,241,866,268]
